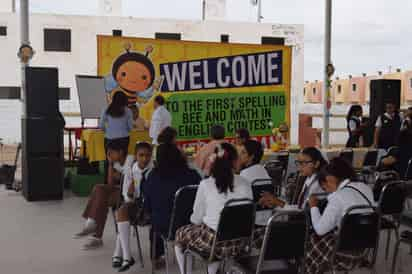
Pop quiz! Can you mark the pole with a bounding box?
[20,0,29,116]
[257,0,262,22]
[322,0,332,148]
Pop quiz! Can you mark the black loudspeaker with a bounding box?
[25,67,59,117]
[22,66,65,201]
[369,79,401,123]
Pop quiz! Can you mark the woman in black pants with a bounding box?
[346,104,364,148]
[99,92,134,182]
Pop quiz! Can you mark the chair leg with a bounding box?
[134,226,144,268]
[391,240,401,274]
[164,239,170,274]
[386,229,392,260]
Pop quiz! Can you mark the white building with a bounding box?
[0,0,304,144]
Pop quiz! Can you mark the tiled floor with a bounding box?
[0,187,411,274]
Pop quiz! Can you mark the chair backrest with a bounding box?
[405,158,412,181]
[257,211,306,270]
[211,199,255,259]
[167,185,198,240]
[378,181,406,216]
[404,181,412,198]
[276,152,290,172]
[251,179,274,204]
[363,150,378,167]
[373,170,400,201]
[264,160,284,186]
[340,149,354,166]
[336,205,380,253]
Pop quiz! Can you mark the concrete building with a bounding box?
[0,0,304,144]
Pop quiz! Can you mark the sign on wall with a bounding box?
[97,35,291,142]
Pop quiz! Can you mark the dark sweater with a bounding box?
[143,167,201,235]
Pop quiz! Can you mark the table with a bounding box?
[81,129,151,162]
[64,127,98,161]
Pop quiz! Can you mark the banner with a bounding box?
[97,36,291,142]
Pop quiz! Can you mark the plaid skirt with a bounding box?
[304,232,367,274]
[175,224,249,260]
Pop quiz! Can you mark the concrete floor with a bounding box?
[0,187,411,274]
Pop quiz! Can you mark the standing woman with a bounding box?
[346,105,364,148]
[99,92,134,182]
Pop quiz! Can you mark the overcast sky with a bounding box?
[28,0,412,81]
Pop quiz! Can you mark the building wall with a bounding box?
[332,78,349,104]
[0,12,304,143]
[403,71,412,102]
[348,76,366,104]
[311,81,322,103]
[303,82,311,103]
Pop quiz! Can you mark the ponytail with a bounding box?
[210,143,238,194]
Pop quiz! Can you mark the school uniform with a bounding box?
[346,116,362,148]
[175,176,253,259]
[305,180,375,274]
[399,118,412,177]
[240,164,272,226]
[375,112,402,150]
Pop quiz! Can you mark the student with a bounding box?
[374,102,403,150]
[157,126,178,145]
[143,143,201,268]
[238,139,272,225]
[194,125,226,176]
[346,105,364,148]
[149,95,172,145]
[74,141,134,250]
[259,147,327,210]
[99,92,133,182]
[175,143,253,274]
[235,128,251,147]
[399,107,412,178]
[305,157,375,274]
[112,142,153,272]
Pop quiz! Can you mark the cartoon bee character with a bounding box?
[105,43,163,107]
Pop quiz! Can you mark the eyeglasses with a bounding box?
[295,160,313,166]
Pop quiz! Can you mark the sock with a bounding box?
[85,218,96,229]
[207,261,220,274]
[113,234,122,258]
[118,222,131,262]
[174,245,193,274]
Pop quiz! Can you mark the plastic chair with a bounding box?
[183,199,256,274]
[264,160,285,196]
[376,181,406,260]
[340,148,354,166]
[372,170,400,202]
[251,179,274,205]
[235,210,307,274]
[363,150,379,167]
[330,205,380,274]
[162,185,198,274]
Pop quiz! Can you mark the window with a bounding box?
[0,87,20,99]
[303,88,306,96]
[0,26,7,36]
[313,88,316,95]
[410,78,412,89]
[220,34,229,43]
[44,28,71,52]
[352,83,357,92]
[112,29,122,37]
[155,32,181,40]
[261,36,285,45]
[337,85,342,94]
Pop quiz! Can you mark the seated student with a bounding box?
[74,141,134,250]
[305,157,375,274]
[157,126,177,145]
[194,125,225,176]
[143,143,201,268]
[235,128,251,147]
[259,147,327,210]
[112,142,153,272]
[174,143,253,274]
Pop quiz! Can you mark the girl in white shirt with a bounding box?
[174,143,253,274]
[305,157,375,274]
[259,147,327,210]
[112,142,153,272]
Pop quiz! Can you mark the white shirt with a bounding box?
[113,155,135,175]
[149,105,172,145]
[311,180,375,236]
[122,162,153,202]
[375,112,404,128]
[283,174,324,210]
[240,164,272,226]
[348,116,360,132]
[190,175,253,231]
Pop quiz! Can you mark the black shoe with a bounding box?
[118,257,135,272]
[112,257,123,268]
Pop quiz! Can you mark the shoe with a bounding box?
[118,257,135,272]
[82,238,103,250]
[73,224,97,239]
[112,257,123,268]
